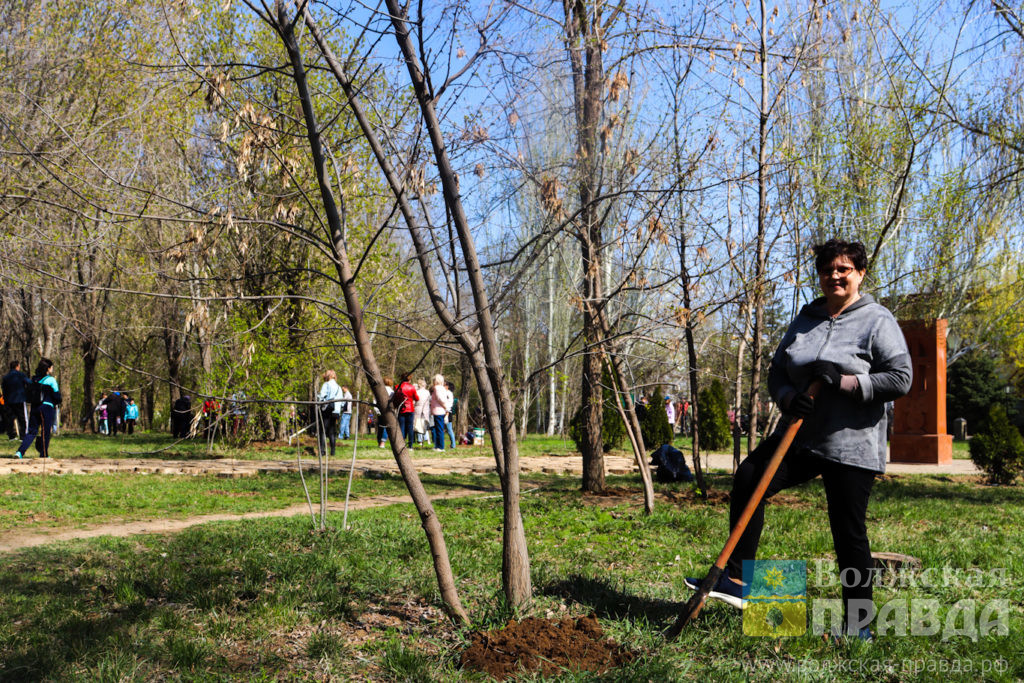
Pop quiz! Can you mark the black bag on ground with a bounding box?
[650,444,695,483]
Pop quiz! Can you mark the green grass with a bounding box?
[2,468,1022,680]
[0,469,526,535]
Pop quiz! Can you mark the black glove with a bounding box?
[786,392,814,418]
[807,360,842,387]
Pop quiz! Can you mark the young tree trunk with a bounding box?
[457,351,471,435]
[604,353,654,514]
[277,6,469,623]
[546,252,558,435]
[302,2,533,610]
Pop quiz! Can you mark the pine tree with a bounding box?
[698,380,731,451]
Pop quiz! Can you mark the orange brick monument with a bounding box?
[890,319,953,464]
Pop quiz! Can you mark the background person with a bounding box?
[14,358,61,459]
[429,375,451,452]
[685,239,912,639]
[317,370,342,457]
[445,381,458,449]
[414,379,431,446]
[95,393,109,435]
[124,397,139,435]
[2,360,29,441]
[106,391,125,436]
[376,377,393,448]
[396,374,418,447]
[338,385,353,439]
[171,395,192,438]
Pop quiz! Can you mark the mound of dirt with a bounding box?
[460,613,634,680]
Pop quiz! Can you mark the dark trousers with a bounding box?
[432,415,446,451]
[18,404,55,457]
[729,433,877,630]
[318,412,338,457]
[126,419,136,435]
[398,412,415,444]
[5,402,26,440]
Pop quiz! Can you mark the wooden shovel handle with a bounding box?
[712,380,823,570]
[666,381,823,640]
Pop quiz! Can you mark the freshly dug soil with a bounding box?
[460,614,635,680]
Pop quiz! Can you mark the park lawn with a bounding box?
[0,470,524,535]
[1,471,1021,681]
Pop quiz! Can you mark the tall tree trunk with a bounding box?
[80,339,98,432]
[457,351,471,435]
[564,0,608,493]
[747,0,771,455]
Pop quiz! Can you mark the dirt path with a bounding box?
[0,449,977,554]
[0,454,641,478]
[0,488,488,554]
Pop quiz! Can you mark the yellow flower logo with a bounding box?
[764,567,785,589]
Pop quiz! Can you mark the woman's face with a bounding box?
[818,255,865,301]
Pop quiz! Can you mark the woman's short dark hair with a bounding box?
[813,239,868,273]
[34,357,53,378]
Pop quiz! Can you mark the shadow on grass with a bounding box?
[873,476,1024,506]
[0,525,360,679]
[541,574,679,627]
[0,568,160,679]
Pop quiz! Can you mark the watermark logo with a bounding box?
[743,560,807,636]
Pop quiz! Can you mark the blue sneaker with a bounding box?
[828,625,873,641]
[684,570,747,609]
[13,451,23,459]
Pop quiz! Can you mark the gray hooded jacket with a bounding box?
[768,293,912,472]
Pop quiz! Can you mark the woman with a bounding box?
[376,376,394,448]
[429,374,452,452]
[14,358,62,459]
[317,370,343,457]
[95,392,109,435]
[125,397,139,435]
[396,374,419,447]
[414,379,431,446]
[685,239,912,639]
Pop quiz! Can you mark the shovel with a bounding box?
[665,381,823,640]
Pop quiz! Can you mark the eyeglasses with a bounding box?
[818,265,854,277]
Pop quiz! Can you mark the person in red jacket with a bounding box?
[396,374,419,447]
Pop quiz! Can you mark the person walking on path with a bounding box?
[124,397,139,435]
[14,358,62,459]
[684,239,912,640]
[2,361,29,441]
[317,370,343,457]
[429,375,452,452]
[338,385,353,439]
[396,374,418,447]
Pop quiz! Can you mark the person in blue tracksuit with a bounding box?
[124,397,140,435]
[14,358,62,459]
